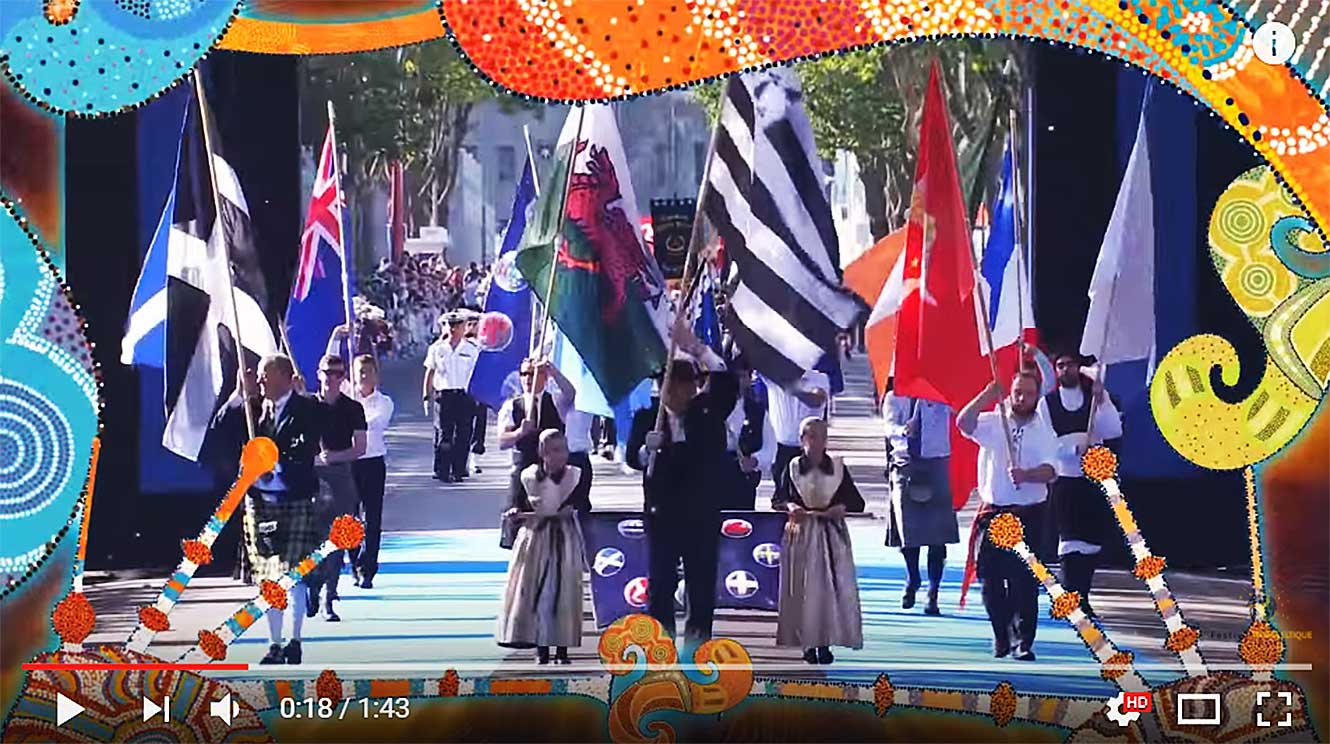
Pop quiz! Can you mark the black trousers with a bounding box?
[979,539,1039,654]
[433,390,475,479]
[350,456,386,580]
[471,401,488,454]
[568,451,593,507]
[722,452,758,511]
[770,443,802,508]
[647,510,719,644]
[1059,551,1098,607]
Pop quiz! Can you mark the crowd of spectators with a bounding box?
[359,254,490,358]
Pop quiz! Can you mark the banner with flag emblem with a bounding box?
[516,105,671,405]
[287,117,352,388]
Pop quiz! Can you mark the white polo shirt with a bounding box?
[356,389,395,459]
[963,409,1059,507]
[424,337,481,392]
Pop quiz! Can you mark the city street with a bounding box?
[83,355,1252,698]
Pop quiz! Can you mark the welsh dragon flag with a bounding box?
[516,105,671,404]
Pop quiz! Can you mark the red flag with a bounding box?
[894,61,989,409]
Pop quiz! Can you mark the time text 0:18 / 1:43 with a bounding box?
[279,697,410,720]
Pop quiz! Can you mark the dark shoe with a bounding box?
[536,648,550,665]
[359,577,374,590]
[352,566,364,587]
[924,588,941,616]
[306,587,321,618]
[449,475,465,484]
[993,641,1011,659]
[282,639,303,665]
[802,649,819,665]
[901,583,919,610]
[1014,648,1036,662]
[816,647,834,665]
[260,643,284,665]
[554,648,571,665]
[325,602,341,623]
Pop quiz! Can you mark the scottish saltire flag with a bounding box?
[159,85,277,460]
[121,140,179,368]
[977,143,1037,357]
[287,121,352,389]
[470,161,538,411]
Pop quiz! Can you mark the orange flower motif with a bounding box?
[1051,591,1081,620]
[1166,626,1201,652]
[873,673,894,717]
[329,515,365,550]
[138,606,171,632]
[198,630,227,660]
[990,682,1016,727]
[52,592,96,644]
[1101,651,1135,680]
[439,669,460,697]
[182,539,212,566]
[44,0,78,25]
[1081,446,1118,481]
[260,580,288,610]
[1240,621,1285,667]
[1133,555,1167,580]
[316,670,343,702]
[987,513,1024,550]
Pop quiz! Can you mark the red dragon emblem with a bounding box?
[559,140,664,322]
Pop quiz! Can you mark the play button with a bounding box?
[56,694,85,726]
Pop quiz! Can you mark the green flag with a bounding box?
[516,104,670,404]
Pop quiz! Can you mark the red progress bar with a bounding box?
[23,663,250,671]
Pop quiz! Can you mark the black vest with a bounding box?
[1044,381,1094,436]
[510,392,565,468]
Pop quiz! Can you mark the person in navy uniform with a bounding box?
[422,311,481,483]
[238,354,325,665]
[627,319,738,645]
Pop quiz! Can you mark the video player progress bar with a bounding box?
[24,663,1313,673]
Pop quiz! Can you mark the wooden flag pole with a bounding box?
[1007,110,1031,361]
[194,70,256,441]
[523,124,543,361]
[326,100,355,360]
[967,229,1018,465]
[534,106,587,429]
[647,90,724,478]
[1084,277,1120,446]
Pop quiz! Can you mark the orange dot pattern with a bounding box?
[986,512,1024,550]
[44,0,78,26]
[1051,591,1081,620]
[260,580,288,611]
[1239,621,1286,667]
[1133,555,1167,581]
[990,681,1016,727]
[1101,651,1135,680]
[873,673,894,717]
[182,539,213,566]
[316,669,343,702]
[329,515,365,550]
[138,605,171,632]
[198,629,227,660]
[1081,446,1118,482]
[1166,626,1201,652]
[52,592,95,644]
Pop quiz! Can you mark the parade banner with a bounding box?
[580,511,785,628]
[649,198,695,281]
[713,512,784,611]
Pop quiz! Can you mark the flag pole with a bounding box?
[1084,278,1119,445]
[1007,110,1030,360]
[327,100,355,362]
[647,87,724,477]
[523,124,543,361]
[193,70,256,441]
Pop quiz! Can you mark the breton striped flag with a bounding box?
[702,69,866,386]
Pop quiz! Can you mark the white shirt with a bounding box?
[765,370,830,446]
[883,393,952,465]
[963,410,1059,507]
[1036,387,1124,478]
[725,398,746,453]
[356,389,395,459]
[564,408,594,454]
[496,380,574,438]
[424,337,481,391]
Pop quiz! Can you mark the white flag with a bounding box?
[1081,103,1156,377]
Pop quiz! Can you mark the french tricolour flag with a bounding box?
[976,143,1039,370]
[287,121,352,388]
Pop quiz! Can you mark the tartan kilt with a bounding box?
[243,493,322,582]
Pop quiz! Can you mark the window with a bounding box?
[497,145,516,182]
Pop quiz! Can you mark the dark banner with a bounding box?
[650,198,695,280]
[579,511,784,628]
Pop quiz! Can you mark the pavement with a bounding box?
[83,354,1254,698]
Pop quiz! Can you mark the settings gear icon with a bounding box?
[1105,692,1142,727]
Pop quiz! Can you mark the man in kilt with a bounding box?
[243,354,325,665]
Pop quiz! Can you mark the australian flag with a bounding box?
[469,159,537,411]
[287,120,352,389]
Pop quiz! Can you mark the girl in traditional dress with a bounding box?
[777,417,865,665]
[496,430,589,664]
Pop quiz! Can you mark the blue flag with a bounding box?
[469,161,538,411]
[693,268,723,356]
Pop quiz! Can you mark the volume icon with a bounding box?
[209,694,239,726]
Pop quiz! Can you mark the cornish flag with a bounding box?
[287,119,352,388]
[702,69,867,387]
[152,82,277,460]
